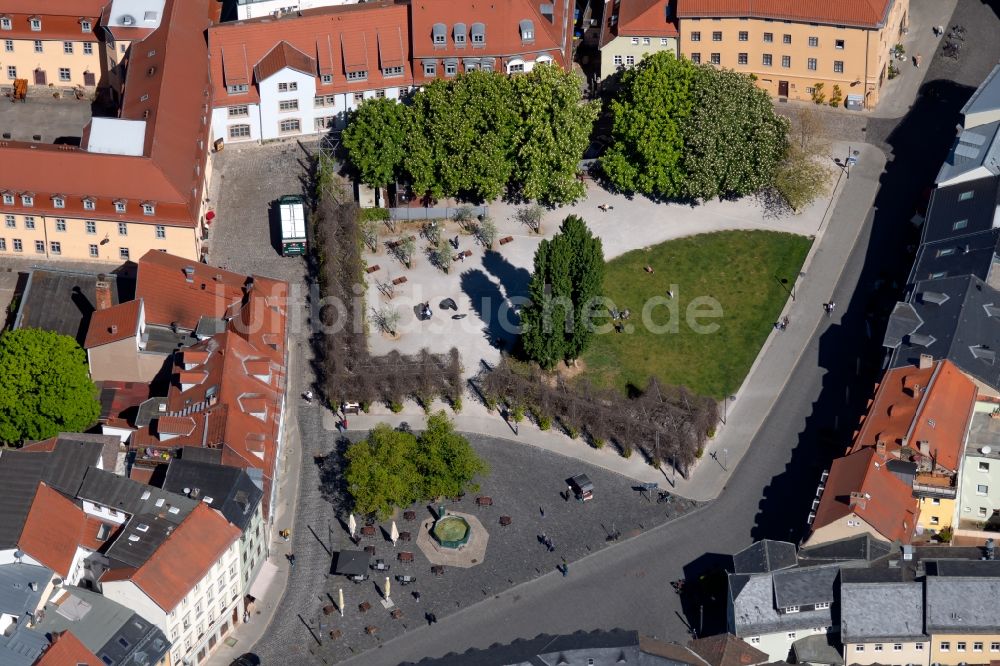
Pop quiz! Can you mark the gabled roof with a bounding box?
[254,40,316,81]
[162,458,263,531]
[113,503,240,611]
[810,447,920,544]
[961,64,1000,128]
[840,581,925,641]
[35,631,102,666]
[0,452,49,549]
[84,300,143,349]
[601,0,679,49]
[925,575,1000,632]
[687,633,768,666]
[675,0,893,29]
[772,565,839,608]
[729,567,836,636]
[19,483,87,577]
[798,533,892,563]
[732,540,798,574]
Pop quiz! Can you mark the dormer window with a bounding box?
[2,193,13,205]
[53,196,65,209]
[29,17,41,31]
[519,19,535,43]
[142,202,155,216]
[471,22,486,47]
[321,73,332,84]
[83,197,96,211]
[114,200,126,213]
[81,19,92,33]
[454,23,467,47]
[0,17,10,31]
[21,194,33,207]
[432,22,447,47]
[785,605,800,614]
[423,60,437,77]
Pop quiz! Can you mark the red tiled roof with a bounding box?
[688,633,768,666]
[79,515,120,551]
[254,41,316,81]
[157,415,196,436]
[126,503,240,611]
[601,0,679,49]
[811,448,920,543]
[0,0,211,229]
[84,300,142,349]
[134,250,248,330]
[19,483,87,576]
[0,3,104,41]
[36,631,102,666]
[97,380,151,424]
[675,0,892,28]
[21,439,57,453]
[851,360,977,473]
[208,1,413,105]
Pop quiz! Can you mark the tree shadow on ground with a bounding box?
[481,249,532,301]
[459,268,518,351]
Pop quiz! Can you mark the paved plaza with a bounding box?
[0,92,94,144]
[251,429,701,664]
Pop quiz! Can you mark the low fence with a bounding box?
[387,205,488,222]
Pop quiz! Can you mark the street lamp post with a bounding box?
[723,448,729,471]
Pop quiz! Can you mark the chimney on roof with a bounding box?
[190,487,201,499]
[95,277,112,311]
[918,354,933,370]
[919,440,931,456]
[876,441,886,459]
[109,324,118,335]
[849,491,867,510]
[183,266,195,283]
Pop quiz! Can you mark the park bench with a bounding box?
[431,565,445,577]
[475,496,493,508]
[499,515,512,527]
[399,531,412,542]
[365,625,378,635]
[366,265,380,274]
[403,510,416,521]
[358,601,371,613]
[323,605,335,615]
[391,276,408,286]
[398,551,414,563]
[361,525,376,538]
[391,609,403,620]
[499,236,514,245]
[329,629,342,640]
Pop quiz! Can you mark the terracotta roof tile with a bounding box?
[35,631,102,666]
[84,300,143,349]
[79,515,120,551]
[688,633,768,666]
[19,483,87,576]
[135,250,248,330]
[675,0,892,28]
[126,503,240,611]
[254,41,316,81]
[0,4,104,41]
[157,416,197,436]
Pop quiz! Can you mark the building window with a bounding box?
[86,221,96,234]
[625,55,635,66]
[55,219,66,232]
[763,53,773,66]
[915,643,924,650]
[957,642,967,652]
[660,38,668,45]
[383,66,403,78]
[423,60,437,76]
[0,238,5,251]
[931,497,941,504]
[941,642,950,652]
[0,18,10,30]
[930,516,939,525]
[375,89,386,99]
[82,20,92,32]
[974,642,984,652]
[833,60,845,73]
[7,65,16,79]
[64,41,74,54]
[980,507,989,517]
[120,44,126,53]
[750,637,760,644]
[710,53,720,65]
[84,42,93,55]
[782,55,791,68]
[990,642,1000,652]
[445,61,458,76]
[155,225,165,239]
[277,81,298,92]
[953,218,968,230]
[279,118,300,134]
[785,606,800,613]
[814,602,830,610]
[13,239,22,252]
[977,484,989,495]
[30,18,41,31]
[34,40,42,53]
[346,70,367,81]
[690,53,700,64]
[631,37,639,45]
[738,31,748,41]
[835,39,845,49]
[691,31,701,41]
[21,194,32,206]
[787,632,796,640]
[980,461,990,471]
[53,197,65,209]
[118,222,127,236]
[228,124,250,139]
[712,31,722,41]
[874,644,883,652]
[3,40,10,52]
[89,244,98,257]
[278,99,298,112]
[59,68,71,82]
[353,91,364,103]
[228,105,249,118]
[142,203,154,216]
[314,95,327,107]
[614,54,623,66]
[855,645,864,652]
[738,53,748,65]
[763,32,773,42]
[24,217,34,230]
[50,241,61,255]
[783,33,791,44]
[227,84,249,94]
[1,193,11,205]
[315,116,334,131]
[319,73,332,84]
[120,247,130,260]
[959,190,975,201]
[642,37,650,45]
[3,215,12,228]
[34,240,44,254]
[808,58,817,70]
[809,36,819,47]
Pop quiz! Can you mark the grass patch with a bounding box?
[580,230,811,399]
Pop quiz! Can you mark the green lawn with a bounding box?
[580,230,812,399]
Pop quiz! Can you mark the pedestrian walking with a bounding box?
[539,506,545,518]
[561,565,567,577]
[414,591,421,603]
[288,553,296,568]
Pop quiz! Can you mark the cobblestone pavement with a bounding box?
[251,428,702,664]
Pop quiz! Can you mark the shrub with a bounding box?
[829,84,843,108]
[591,437,606,449]
[511,404,525,423]
[359,207,391,222]
[695,445,705,459]
[538,415,552,431]
[621,444,633,459]
[389,401,404,413]
[810,83,826,105]
[451,396,463,413]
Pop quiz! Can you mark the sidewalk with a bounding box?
[332,142,886,502]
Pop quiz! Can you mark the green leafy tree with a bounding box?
[416,411,488,499]
[344,424,421,517]
[681,67,789,200]
[341,98,409,189]
[773,146,832,211]
[0,329,100,444]
[511,65,599,205]
[521,215,605,368]
[601,52,697,198]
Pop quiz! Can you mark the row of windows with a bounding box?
[689,52,845,72]
[3,215,165,237]
[223,65,408,95]
[0,237,133,259]
[422,59,498,77]
[628,37,672,46]
[690,30,846,49]
[7,65,75,81]
[4,39,94,55]
[2,192,153,214]
[0,17,92,32]
[848,641,1000,653]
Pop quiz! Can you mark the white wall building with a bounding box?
[234,0,359,21]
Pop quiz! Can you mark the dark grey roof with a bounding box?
[0,563,52,616]
[162,459,262,530]
[933,559,1000,577]
[400,629,695,666]
[194,316,226,338]
[729,568,836,637]
[790,634,843,665]
[332,550,369,576]
[886,458,917,486]
[922,176,1000,243]
[0,452,47,548]
[885,274,1000,390]
[12,268,121,345]
[0,623,48,666]
[910,228,1000,285]
[34,586,171,666]
[798,534,892,564]
[179,446,224,465]
[840,581,924,641]
[76,467,198,568]
[961,64,1000,125]
[925,575,1000,631]
[772,565,839,608]
[732,540,798,574]
[37,434,106,496]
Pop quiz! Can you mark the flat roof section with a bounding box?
[13,268,122,346]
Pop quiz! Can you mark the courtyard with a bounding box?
[0,90,94,144]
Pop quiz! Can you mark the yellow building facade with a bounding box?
[929,635,1000,665]
[677,0,909,109]
[917,495,956,534]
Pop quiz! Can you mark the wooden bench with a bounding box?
[361,525,376,538]
[391,276,408,286]
[499,515,512,527]
[499,236,514,245]
[364,545,376,556]
[403,510,416,521]
[475,496,493,508]
[366,265,380,274]
[365,625,378,635]
[431,565,445,576]
[322,604,336,615]
[329,629,342,640]
[358,601,371,613]
[390,609,403,620]
[399,531,411,542]
[398,551,414,563]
